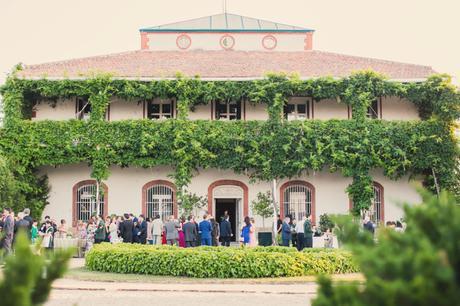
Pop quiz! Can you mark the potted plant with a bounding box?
[251,191,274,246]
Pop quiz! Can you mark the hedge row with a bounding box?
[85,244,358,278]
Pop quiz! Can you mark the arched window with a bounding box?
[349,182,384,223]
[142,180,176,221]
[370,182,384,222]
[72,180,108,224]
[281,181,315,222]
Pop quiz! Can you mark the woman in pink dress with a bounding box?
[249,218,258,247]
[178,216,186,248]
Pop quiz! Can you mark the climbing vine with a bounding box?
[0,71,458,217]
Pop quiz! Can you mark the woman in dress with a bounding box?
[109,216,119,243]
[40,221,54,250]
[240,216,251,247]
[249,217,257,247]
[86,219,97,252]
[56,219,68,238]
[178,216,186,248]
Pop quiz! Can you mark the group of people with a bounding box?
[2,205,408,256]
[276,214,329,249]
[72,210,258,252]
[0,207,70,254]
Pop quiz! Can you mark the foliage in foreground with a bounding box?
[313,190,460,306]
[85,244,357,278]
[0,232,73,306]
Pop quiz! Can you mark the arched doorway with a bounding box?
[208,180,249,241]
[142,180,177,221]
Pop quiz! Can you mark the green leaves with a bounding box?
[0,232,73,306]
[314,190,460,306]
[86,244,357,278]
[0,71,459,218]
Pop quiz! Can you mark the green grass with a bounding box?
[64,266,364,284]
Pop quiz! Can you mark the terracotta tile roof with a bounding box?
[18,50,436,80]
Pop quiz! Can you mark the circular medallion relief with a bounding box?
[176,34,192,50]
[262,35,277,50]
[220,34,235,50]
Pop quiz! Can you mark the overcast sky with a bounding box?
[0,0,459,84]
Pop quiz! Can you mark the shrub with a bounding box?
[313,190,460,306]
[86,244,357,278]
[0,232,73,306]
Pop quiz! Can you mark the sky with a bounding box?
[0,0,459,85]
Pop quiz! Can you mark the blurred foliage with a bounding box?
[313,190,460,306]
[0,232,73,306]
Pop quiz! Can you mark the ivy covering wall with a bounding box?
[0,71,458,217]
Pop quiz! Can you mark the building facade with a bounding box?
[10,13,443,234]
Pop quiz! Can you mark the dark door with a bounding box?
[215,199,237,242]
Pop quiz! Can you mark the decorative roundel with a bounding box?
[262,35,277,50]
[176,34,192,50]
[220,34,235,50]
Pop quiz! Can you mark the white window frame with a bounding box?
[215,101,242,120]
[147,99,175,120]
[284,97,312,121]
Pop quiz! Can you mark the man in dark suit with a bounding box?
[138,214,148,244]
[281,216,292,247]
[220,215,233,247]
[183,215,197,247]
[120,213,134,243]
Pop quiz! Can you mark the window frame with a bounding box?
[284,97,313,121]
[367,98,382,119]
[72,180,108,226]
[146,99,175,120]
[214,100,242,121]
[76,97,92,120]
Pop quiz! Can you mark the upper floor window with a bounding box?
[367,99,381,119]
[215,101,241,120]
[147,99,174,120]
[284,97,312,120]
[76,97,91,120]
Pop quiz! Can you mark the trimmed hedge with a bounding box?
[85,244,358,278]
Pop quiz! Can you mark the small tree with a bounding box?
[319,213,335,232]
[313,190,460,306]
[0,232,73,306]
[179,191,207,216]
[251,191,274,228]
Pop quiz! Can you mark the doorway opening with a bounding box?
[215,198,237,242]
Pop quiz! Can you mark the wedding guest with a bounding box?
[151,215,163,245]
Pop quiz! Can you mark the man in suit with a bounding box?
[303,214,313,248]
[281,216,292,247]
[138,214,148,244]
[2,208,14,254]
[23,208,33,230]
[199,214,213,246]
[14,212,31,241]
[151,214,163,245]
[220,215,233,247]
[164,215,180,246]
[183,215,198,247]
[120,213,134,243]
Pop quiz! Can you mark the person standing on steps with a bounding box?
[220,214,233,247]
